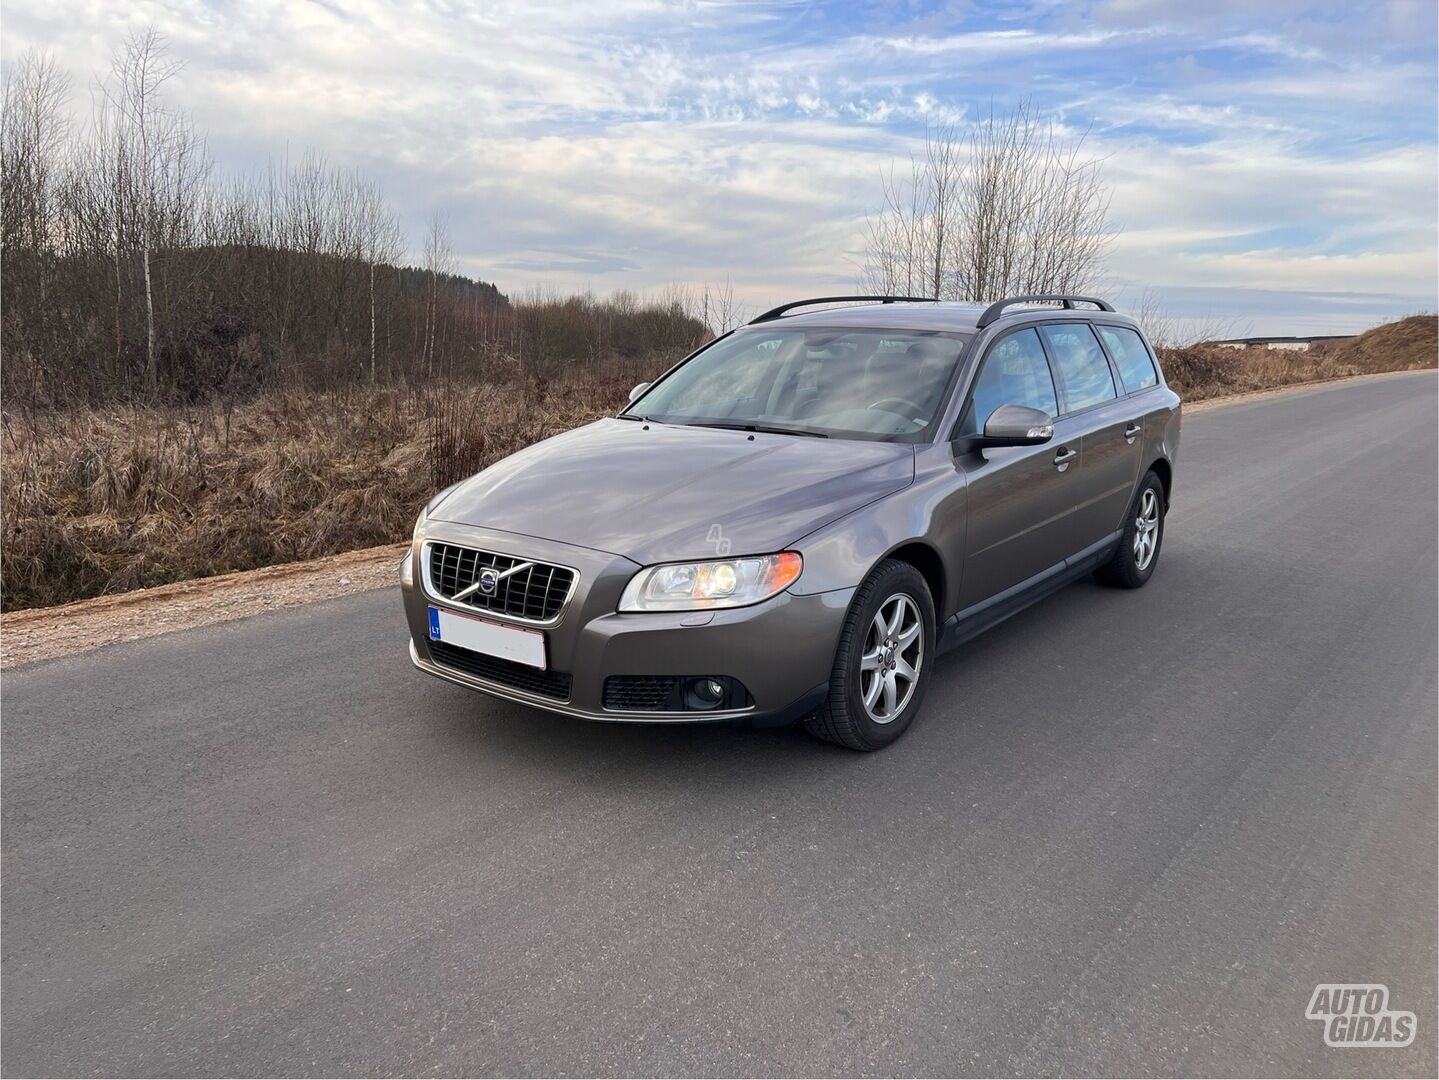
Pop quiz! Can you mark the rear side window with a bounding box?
[960,327,1059,436]
[1097,326,1159,392]
[1040,324,1116,412]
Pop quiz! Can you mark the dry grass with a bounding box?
[1163,314,1436,401]
[3,316,1433,612]
[1,358,652,611]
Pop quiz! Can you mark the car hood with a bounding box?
[430,418,915,565]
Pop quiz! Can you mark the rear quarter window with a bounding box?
[1097,326,1160,393]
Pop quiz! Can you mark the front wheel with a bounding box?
[1096,470,1166,588]
[803,559,936,751]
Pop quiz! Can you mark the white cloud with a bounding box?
[1,0,1433,330]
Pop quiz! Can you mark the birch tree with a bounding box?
[422,212,453,376]
[98,28,210,395]
[358,179,403,381]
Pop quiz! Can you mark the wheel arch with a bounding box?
[1147,456,1173,508]
[879,540,947,613]
[788,472,964,611]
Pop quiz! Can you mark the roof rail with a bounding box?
[975,294,1114,329]
[749,295,938,325]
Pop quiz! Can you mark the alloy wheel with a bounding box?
[1133,488,1160,570]
[860,593,923,724]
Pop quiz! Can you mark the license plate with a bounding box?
[428,606,547,669]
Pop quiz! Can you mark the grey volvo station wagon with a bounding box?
[401,294,1181,749]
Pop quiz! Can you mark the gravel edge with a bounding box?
[2,543,407,668]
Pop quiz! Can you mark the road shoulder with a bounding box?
[2,543,406,668]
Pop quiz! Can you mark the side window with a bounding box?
[1097,326,1159,392]
[959,327,1059,436]
[1040,324,1116,412]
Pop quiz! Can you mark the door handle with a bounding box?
[1053,447,1077,471]
[1124,421,1141,444]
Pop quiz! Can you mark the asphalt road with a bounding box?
[4,372,1436,1078]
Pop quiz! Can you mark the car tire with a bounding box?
[1095,470,1166,589]
[802,559,936,751]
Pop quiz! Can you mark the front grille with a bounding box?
[427,542,574,622]
[429,641,573,701]
[604,675,679,711]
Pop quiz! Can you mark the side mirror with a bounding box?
[977,403,1053,447]
[628,382,650,403]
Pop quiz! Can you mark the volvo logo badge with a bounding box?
[449,559,534,604]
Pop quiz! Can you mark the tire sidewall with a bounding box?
[1126,473,1166,584]
[836,562,936,748]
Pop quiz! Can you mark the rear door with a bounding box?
[1037,322,1144,549]
[953,326,1083,608]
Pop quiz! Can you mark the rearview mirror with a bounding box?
[978,403,1053,447]
[628,382,650,403]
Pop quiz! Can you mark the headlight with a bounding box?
[618,552,802,612]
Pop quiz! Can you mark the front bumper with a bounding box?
[403,520,852,723]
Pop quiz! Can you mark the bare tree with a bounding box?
[422,212,453,375]
[1,50,70,252]
[1131,286,1249,348]
[699,278,746,335]
[863,155,931,297]
[357,179,403,381]
[95,28,210,395]
[1,29,525,405]
[1133,287,1179,350]
[862,102,1112,302]
[1,49,71,380]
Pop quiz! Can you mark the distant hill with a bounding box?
[391,266,508,307]
[1310,314,1437,372]
[1,238,513,403]
[1159,314,1436,401]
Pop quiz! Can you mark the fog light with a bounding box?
[684,677,727,710]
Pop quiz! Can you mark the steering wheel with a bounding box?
[868,396,927,420]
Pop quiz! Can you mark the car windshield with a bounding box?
[623,327,970,441]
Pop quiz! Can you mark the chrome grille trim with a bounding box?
[420,540,578,626]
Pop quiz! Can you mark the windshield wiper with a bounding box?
[684,421,828,438]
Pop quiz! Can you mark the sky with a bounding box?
[3,0,1436,336]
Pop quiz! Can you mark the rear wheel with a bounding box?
[803,559,935,751]
[1096,470,1166,588]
